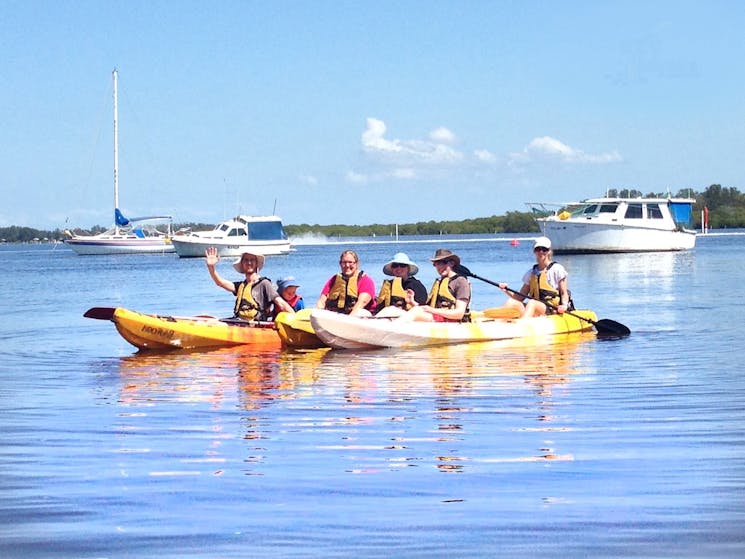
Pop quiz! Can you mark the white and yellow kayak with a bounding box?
[84,307,282,351]
[309,308,599,349]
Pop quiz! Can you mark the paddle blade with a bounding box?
[84,307,117,320]
[594,319,631,338]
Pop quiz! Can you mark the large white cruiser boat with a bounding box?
[529,196,697,253]
[170,215,292,258]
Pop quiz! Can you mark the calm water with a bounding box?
[1,234,744,558]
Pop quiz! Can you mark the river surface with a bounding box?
[1,233,744,558]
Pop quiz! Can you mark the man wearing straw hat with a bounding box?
[205,247,294,321]
[400,248,471,322]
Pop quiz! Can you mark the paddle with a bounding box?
[454,264,631,337]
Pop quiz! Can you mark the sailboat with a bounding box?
[65,69,175,255]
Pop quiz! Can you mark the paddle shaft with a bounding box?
[454,264,630,337]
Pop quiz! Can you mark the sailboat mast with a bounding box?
[112,69,120,231]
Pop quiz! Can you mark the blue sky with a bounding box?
[2,1,744,229]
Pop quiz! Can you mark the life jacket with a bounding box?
[426,275,471,322]
[234,277,272,321]
[273,294,304,318]
[285,294,303,311]
[528,262,561,309]
[325,271,368,314]
[376,277,408,310]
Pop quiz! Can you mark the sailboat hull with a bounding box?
[66,236,176,255]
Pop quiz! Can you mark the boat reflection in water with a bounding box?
[110,333,593,476]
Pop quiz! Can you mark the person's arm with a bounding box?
[315,277,332,309]
[274,296,294,314]
[205,247,236,293]
[556,277,569,314]
[427,299,467,321]
[349,275,375,316]
[411,279,428,305]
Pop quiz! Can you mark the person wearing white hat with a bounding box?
[204,246,294,321]
[399,248,471,323]
[374,252,428,317]
[497,236,572,318]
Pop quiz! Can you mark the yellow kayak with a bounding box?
[274,309,326,349]
[84,307,282,351]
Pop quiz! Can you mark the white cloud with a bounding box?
[509,136,622,165]
[474,149,497,163]
[361,117,463,164]
[429,126,456,143]
[298,174,318,186]
[345,171,369,184]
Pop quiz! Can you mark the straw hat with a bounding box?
[533,236,552,250]
[430,248,460,266]
[233,252,265,273]
[382,252,419,276]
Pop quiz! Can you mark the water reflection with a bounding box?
[109,335,594,476]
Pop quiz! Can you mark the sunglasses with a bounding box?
[534,247,549,253]
[391,263,408,269]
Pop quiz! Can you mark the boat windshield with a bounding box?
[248,220,287,240]
[669,202,693,227]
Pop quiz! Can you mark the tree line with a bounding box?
[2,184,743,243]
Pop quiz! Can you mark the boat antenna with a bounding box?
[273,198,277,215]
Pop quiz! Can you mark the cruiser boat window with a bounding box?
[228,228,246,237]
[625,203,643,219]
[646,204,663,219]
[599,204,618,213]
[248,221,288,241]
[582,204,598,215]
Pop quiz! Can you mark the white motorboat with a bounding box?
[529,196,697,253]
[65,69,175,255]
[170,215,292,258]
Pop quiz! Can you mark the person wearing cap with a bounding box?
[275,276,305,315]
[374,252,428,317]
[316,249,377,316]
[400,248,471,322]
[497,236,572,318]
[205,246,294,321]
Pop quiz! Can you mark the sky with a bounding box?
[2,0,745,229]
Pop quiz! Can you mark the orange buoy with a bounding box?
[510,239,519,246]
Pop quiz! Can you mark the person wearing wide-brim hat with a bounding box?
[374,252,428,317]
[204,246,294,321]
[399,248,471,323]
[497,236,572,318]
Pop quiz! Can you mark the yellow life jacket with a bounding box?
[376,277,408,310]
[325,271,365,314]
[528,263,560,308]
[234,277,271,321]
[426,275,471,322]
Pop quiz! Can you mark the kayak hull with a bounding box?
[274,309,326,349]
[109,307,281,351]
[310,308,598,349]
